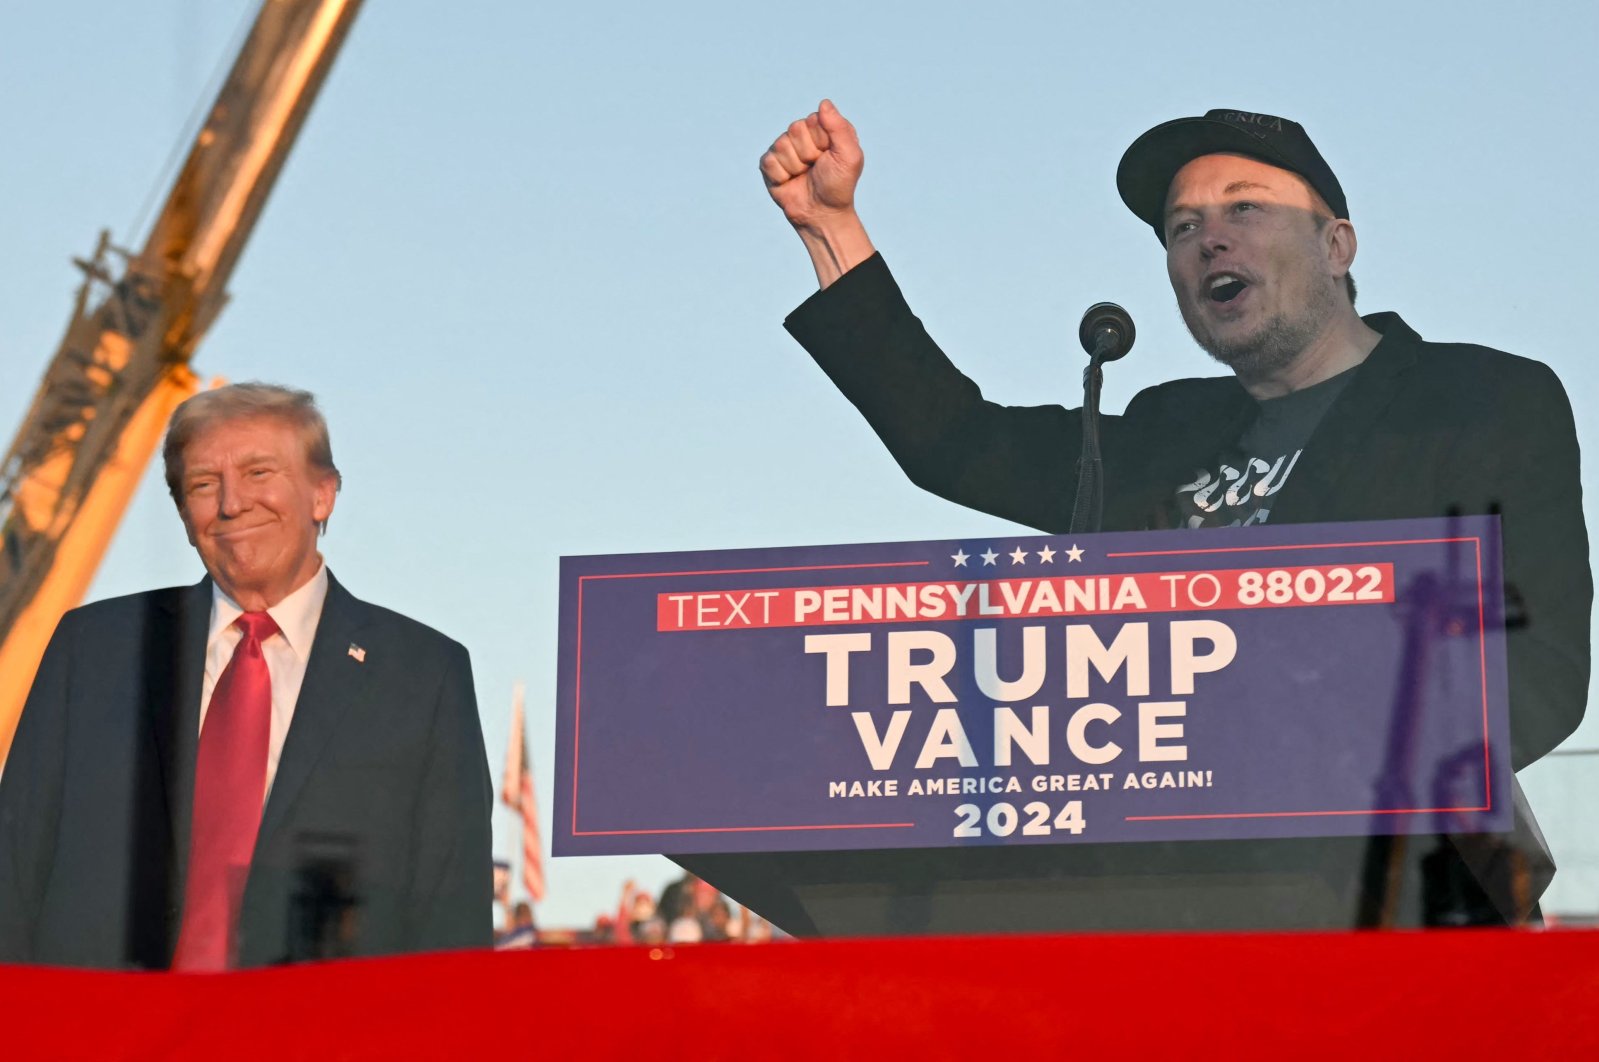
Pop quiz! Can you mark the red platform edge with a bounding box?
[6,929,1598,1059]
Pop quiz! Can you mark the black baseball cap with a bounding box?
[1117,109,1347,245]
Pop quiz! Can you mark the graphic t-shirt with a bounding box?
[1175,366,1358,528]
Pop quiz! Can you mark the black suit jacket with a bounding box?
[0,572,493,968]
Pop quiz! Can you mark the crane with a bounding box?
[0,0,365,765]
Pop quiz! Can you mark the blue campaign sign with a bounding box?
[552,517,1511,857]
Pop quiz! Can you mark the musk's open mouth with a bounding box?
[1208,274,1248,303]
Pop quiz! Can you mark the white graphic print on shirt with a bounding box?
[1176,450,1301,528]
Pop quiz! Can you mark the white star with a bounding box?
[1065,544,1085,563]
[980,548,999,566]
[951,549,969,567]
[1009,547,1028,565]
[1037,545,1056,563]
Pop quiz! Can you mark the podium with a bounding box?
[560,518,1536,935]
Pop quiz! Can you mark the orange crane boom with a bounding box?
[0,0,365,765]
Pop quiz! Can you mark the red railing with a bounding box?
[6,929,1597,1058]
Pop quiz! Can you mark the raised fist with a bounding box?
[759,99,864,229]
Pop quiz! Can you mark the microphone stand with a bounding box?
[1068,342,1111,535]
[1068,301,1133,534]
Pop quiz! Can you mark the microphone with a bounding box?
[1078,302,1136,362]
[1068,301,1135,535]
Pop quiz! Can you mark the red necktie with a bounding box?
[172,611,279,972]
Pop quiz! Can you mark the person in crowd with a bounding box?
[495,901,537,950]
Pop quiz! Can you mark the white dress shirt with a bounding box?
[199,562,330,804]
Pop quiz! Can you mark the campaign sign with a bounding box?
[553,517,1510,857]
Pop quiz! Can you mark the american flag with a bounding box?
[500,683,546,903]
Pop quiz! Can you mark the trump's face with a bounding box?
[177,415,337,611]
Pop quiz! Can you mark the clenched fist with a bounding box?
[760,100,875,288]
[760,99,864,229]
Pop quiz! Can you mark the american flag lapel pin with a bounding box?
[348,643,366,663]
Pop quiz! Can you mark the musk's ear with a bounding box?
[1325,217,1358,281]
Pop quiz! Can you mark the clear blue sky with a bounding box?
[2,1,1595,925]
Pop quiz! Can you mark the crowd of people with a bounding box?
[494,872,781,949]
